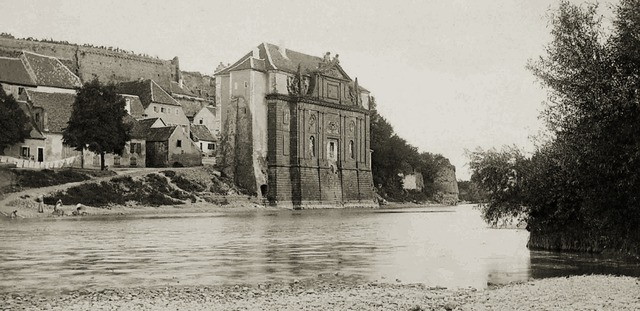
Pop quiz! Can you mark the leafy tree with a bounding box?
[370,97,456,202]
[0,87,32,153]
[467,146,530,226]
[63,79,131,170]
[469,0,640,255]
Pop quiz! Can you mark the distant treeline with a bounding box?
[369,98,454,203]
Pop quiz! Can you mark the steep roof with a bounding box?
[190,124,217,142]
[16,101,45,139]
[0,57,36,86]
[137,117,165,130]
[181,100,206,119]
[120,94,145,118]
[116,79,180,108]
[26,90,76,133]
[21,51,81,89]
[169,81,196,97]
[215,43,350,80]
[146,126,176,142]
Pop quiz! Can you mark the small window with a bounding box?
[208,143,215,150]
[200,143,203,150]
[199,119,203,124]
[244,81,248,88]
[283,111,289,124]
[175,108,179,115]
[176,140,182,148]
[114,156,121,166]
[161,107,166,113]
[21,146,30,158]
[130,157,137,167]
[154,106,158,112]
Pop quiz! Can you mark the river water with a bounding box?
[1,204,638,293]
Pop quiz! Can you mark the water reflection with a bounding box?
[0,205,638,293]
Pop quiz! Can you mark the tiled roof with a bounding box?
[181,100,206,118]
[170,81,196,97]
[21,51,81,89]
[216,43,349,79]
[206,106,216,116]
[0,57,36,86]
[26,90,76,133]
[137,117,165,130]
[121,94,145,118]
[116,79,180,108]
[16,101,45,139]
[146,126,176,142]
[123,115,147,139]
[190,124,216,142]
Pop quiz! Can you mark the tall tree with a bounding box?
[0,87,32,153]
[63,79,131,170]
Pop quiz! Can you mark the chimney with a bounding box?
[278,40,288,59]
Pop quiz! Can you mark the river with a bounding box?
[1,204,638,293]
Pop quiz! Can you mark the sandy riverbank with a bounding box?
[1,275,637,310]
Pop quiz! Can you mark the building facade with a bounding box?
[215,43,375,208]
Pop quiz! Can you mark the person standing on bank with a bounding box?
[37,194,44,213]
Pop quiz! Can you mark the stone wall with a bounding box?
[0,37,214,94]
[434,164,459,204]
[219,96,257,194]
[266,95,375,208]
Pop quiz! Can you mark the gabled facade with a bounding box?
[215,43,375,208]
[190,124,217,157]
[0,51,81,98]
[192,106,220,137]
[116,79,191,134]
[145,125,202,167]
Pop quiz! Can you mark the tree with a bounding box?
[469,0,640,255]
[0,87,32,153]
[63,79,131,170]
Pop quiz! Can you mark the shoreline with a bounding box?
[1,195,454,220]
[1,275,638,310]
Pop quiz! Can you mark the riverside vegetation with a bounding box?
[469,0,640,258]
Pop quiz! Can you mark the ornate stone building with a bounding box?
[215,43,375,208]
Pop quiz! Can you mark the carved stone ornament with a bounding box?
[328,121,338,134]
[286,75,299,96]
[349,121,355,133]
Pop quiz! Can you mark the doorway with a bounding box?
[37,147,44,162]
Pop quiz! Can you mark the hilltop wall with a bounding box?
[0,37,179,90]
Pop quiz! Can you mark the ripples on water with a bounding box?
[0,205,638,293]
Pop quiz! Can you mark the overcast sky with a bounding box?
[2,0,618,179]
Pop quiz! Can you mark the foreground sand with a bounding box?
[1,275,638,310]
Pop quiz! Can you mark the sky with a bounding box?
[1,0,619,180]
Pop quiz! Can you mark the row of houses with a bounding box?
[2,42,378,207]
[0,50,220,168]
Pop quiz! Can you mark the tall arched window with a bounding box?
[349,140,354,159]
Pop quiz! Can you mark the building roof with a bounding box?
[21,51,81,89]
[124,117,167,139]
[190,124,217,142]
[121,94,145,118]
[215,43,351,80]
[116,79,181,108]
[26,90,76,133]
[146,126,176,142]
[169,81,197,97]
[0,57,36,86]
[180,100,207,119]
[16,101,45,139]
